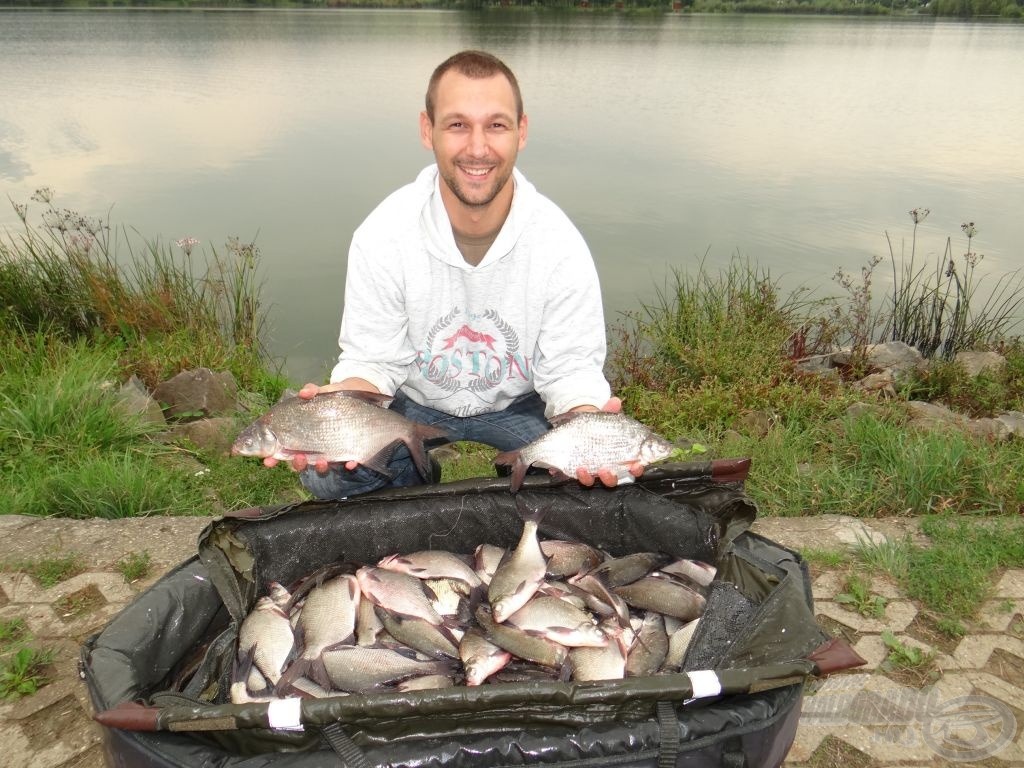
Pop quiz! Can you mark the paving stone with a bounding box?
[978,598,1024,632]
[812,599,918,633]
[995,569,1024,598]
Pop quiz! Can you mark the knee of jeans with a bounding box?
[299,466,386,500]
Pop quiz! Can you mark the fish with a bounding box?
[585,552,673,589]
[659,558,717,588]
[662,618,700,671]
[375,607,460,660]
[493,412,676,492]
[378,550,483,591]
[540,539,604,579]
[568,622,630,682]
[459,628,513,686]
[612,574,706,622]
[231,390,450,481]
[475,604,568,670]
[237,596,295,689]
[321,645,455,692]
[503,596,608,648]
[474,543,506,586]
[487,501,548,623]
[396,673,456,692]
[356,566,451,627]
[624,611,669,678]
[277,574,360,691]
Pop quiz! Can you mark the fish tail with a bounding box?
[513,496,547,525]
[494,451,527,493]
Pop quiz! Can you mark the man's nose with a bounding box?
[467,126,489,157]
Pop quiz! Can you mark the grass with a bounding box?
[1,554,85,588]
[115,551,152,583]
[3,197,1024,628]
[835,575,887,619]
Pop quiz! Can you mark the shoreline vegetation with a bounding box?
[1,0,1023,20]
[1,191,1023,629]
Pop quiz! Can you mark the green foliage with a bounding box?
[906,514,1024,620]
[0,646,54,700]
[836,575,888,619]
[0,619,29,646]
[799,548,850,569]
[1,554,85,588]
[880,630,933,669]
[115,551,153,583]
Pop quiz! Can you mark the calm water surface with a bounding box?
[2,9,1021,382]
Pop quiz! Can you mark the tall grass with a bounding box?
[0,189,278,392]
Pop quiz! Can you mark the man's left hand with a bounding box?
[570,397,644,488]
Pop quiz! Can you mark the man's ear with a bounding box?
[518,113,528,150]
[420,111,434,150]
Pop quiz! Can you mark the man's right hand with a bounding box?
[263,379,379,474]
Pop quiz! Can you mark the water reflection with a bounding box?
[1,10,1021,383]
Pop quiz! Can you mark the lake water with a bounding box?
[2,9,1022,383]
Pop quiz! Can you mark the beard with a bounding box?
[439,162,515,209]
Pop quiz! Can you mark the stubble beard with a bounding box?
[441,163,514,210]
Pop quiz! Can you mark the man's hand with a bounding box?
[572,397,644,488]
[261,380,374,474]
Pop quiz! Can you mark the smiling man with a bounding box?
[276,50,640,499]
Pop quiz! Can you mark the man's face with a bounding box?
[420,71,528,210]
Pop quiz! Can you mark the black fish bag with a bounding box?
[82,460,862,768]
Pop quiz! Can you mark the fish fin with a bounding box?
[336,390,395,408]
[402,432,439,482]
[274,657,310,697]
[308,656,333,692]
[558,660,573,683]
[362,442,399,477]
[548,411,585,427]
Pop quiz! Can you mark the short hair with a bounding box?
[425,50,524,123]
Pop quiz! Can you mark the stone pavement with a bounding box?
[0,513,1021,768]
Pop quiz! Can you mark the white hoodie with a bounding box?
[330,165,611,419]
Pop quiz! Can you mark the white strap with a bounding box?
[267,697,304,731]
[687,670,722,699]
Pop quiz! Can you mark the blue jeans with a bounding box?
[299,390,549,500]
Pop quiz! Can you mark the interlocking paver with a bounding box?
[0,513,1020,768]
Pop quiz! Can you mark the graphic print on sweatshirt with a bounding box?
[414,307,531,414]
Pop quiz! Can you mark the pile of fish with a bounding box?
[233,504,716,703]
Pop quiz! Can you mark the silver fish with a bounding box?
[568,624,629,682]
[624,611,669,678]
[375,608,460,660]
[237,596,295,688]
[396,673,455,692]
[585,552,673,588]
[540,540,604,579]
[378,550,482,591]
[321,645,454,692]
[459,628,513,686]
[475,605,568,670]
[612,574,706,622]
[493,412,675,492]
[356,594,385,647]
[231,390,449,480]
[662,618,700,671]
[504,596,608,648]
[279,574,360,691]
[356,566,448,626]
[488,503,548,623]
[659,558,717,588]
[474,543,506,586]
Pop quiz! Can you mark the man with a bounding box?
[269,50,640,498]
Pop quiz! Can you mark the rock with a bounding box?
[953,350,1005,378]
[905,400,967,431]
[165,417,240,456]
[734,410,775,438]
[851,369,897,397]
[113,375,165,426]
[833,341,925,375]
[996,410,1024,437]
[845,402,886,420]
[152,368,238,421]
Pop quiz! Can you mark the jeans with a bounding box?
[299,390,549,500]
